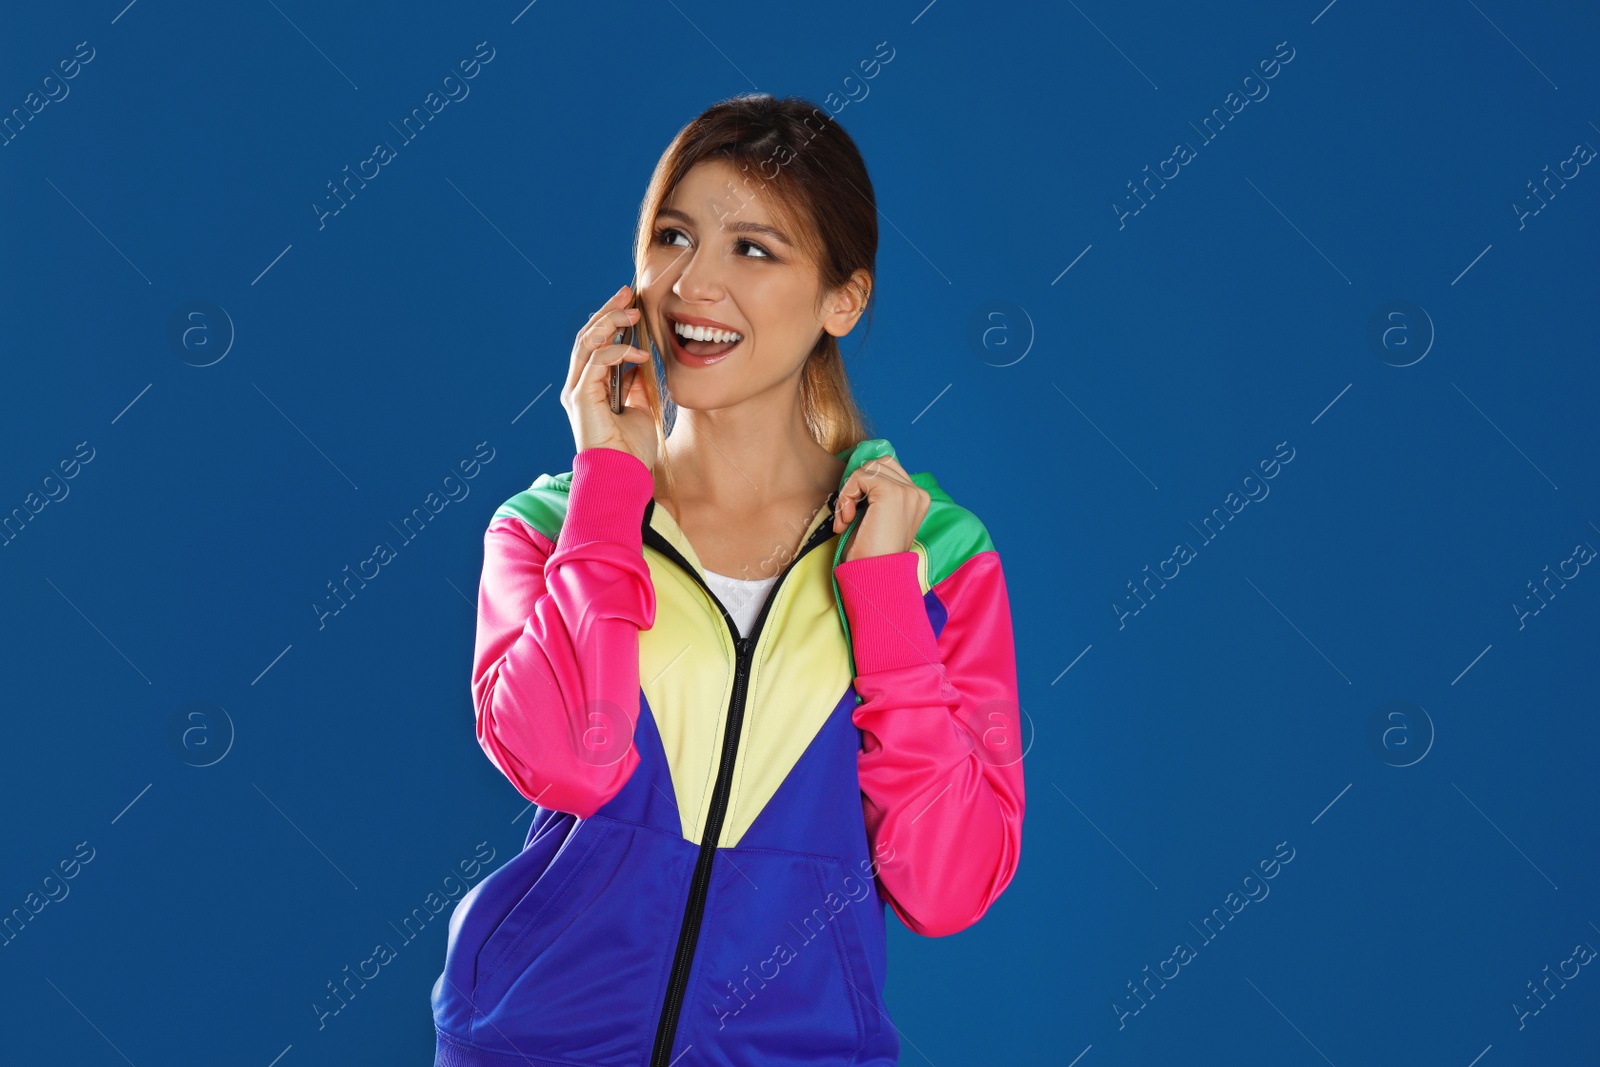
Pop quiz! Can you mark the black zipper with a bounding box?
[643,490,841,1067]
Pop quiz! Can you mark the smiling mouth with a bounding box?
[668,319,744,362]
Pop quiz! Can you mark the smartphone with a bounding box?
[609,290,645,414]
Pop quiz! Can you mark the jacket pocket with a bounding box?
[433,810,586,1037]
[825,854,888,1047]
[473,816,607,988]
[449,815,696,1064]
[679,849,878,1064]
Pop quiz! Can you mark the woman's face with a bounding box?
[639,158,847,410]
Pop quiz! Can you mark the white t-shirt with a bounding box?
[702,568,779,639]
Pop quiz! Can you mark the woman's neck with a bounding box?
[658,405,844,511]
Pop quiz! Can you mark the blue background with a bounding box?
[3,1,1598,1063]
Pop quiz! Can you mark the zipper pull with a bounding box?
[735,636,754,659]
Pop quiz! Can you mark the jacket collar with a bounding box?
[834,437,899,488]
[638,437,899,585]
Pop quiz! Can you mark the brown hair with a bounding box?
[629,93,878,506]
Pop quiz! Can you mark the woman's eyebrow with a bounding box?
[657,207,792,246]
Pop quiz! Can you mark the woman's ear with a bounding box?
[820,268,873,338]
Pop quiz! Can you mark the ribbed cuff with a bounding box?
[559,447,654,552]
[836,551,941,674]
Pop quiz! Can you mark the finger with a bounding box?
[566,285,636,393]
[621,351,655,409]
[597,305,642,334]
[567,324,636,400]
[581,308,642,353]
[576,341,651,398]
[572,342,646,415]
[585,342,652,382]
[834,474,858,517]
[575,287,635,353]
[837,490,862,528]
[862,456,914,487]
[595,282,632,317]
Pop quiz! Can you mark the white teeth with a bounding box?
[673,320,742,344]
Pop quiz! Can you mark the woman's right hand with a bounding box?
[561,283,659,469]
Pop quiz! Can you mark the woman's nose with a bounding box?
[671,247,726,302]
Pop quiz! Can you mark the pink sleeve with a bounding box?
[834,548,1025,938]
[472,447,657,818]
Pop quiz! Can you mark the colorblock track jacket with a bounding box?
[432,438,1026,1067]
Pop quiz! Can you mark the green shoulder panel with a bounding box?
[490,470,575,544]
[495,440,991,631]
[832,437,993,588]
[909,469,995,589]
[829,438,995,660]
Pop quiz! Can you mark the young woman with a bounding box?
[432,94,1025,1067]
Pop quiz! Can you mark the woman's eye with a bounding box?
[653,226,770,259]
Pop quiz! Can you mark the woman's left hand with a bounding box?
[832,456,931,563]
